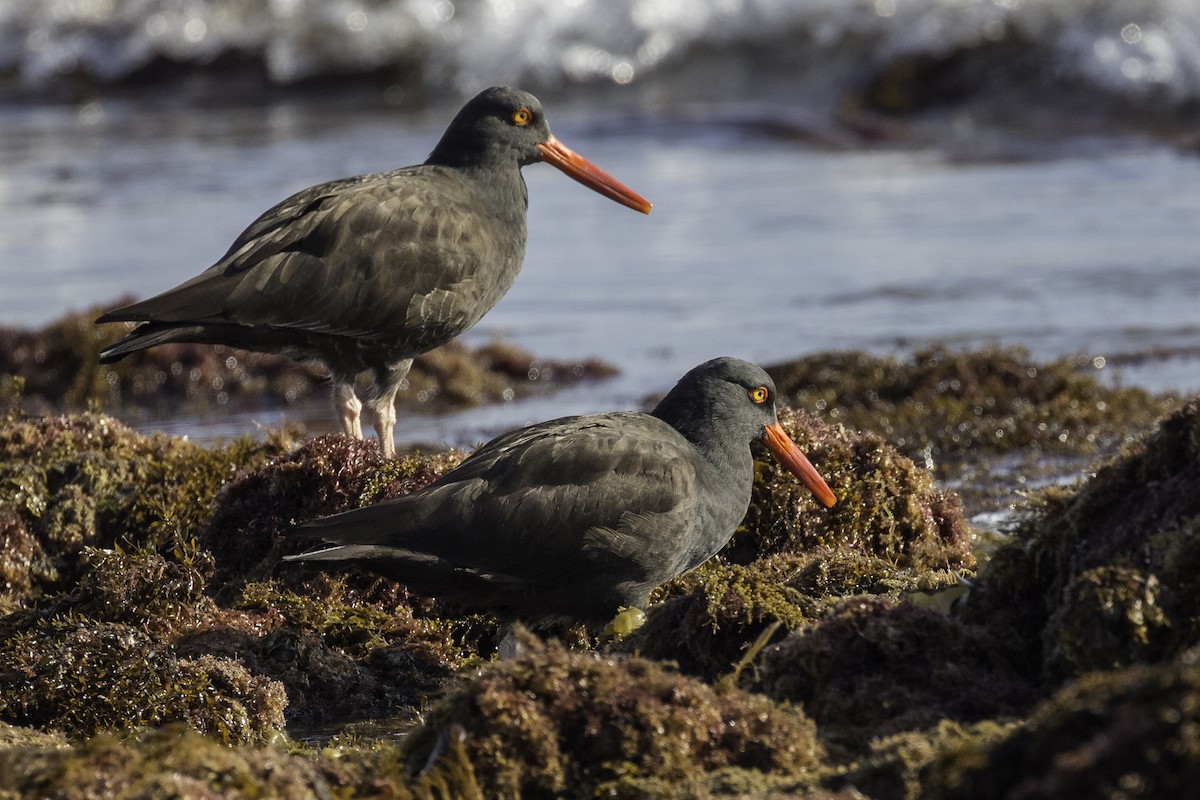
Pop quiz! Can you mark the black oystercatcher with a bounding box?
[284,358,837,624]
[96,86,651,457]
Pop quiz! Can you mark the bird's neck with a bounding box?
[653,397,750,475]
[426,145,530,222]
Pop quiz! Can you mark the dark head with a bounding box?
[654,357,837,508]
[426,86,651,214]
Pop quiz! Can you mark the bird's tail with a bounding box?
[97,323,209,363]
[282,544,426,563]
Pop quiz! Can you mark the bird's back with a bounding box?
[99,164,528,370]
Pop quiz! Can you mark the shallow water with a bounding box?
[2,94,1199,448]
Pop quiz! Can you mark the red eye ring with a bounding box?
[511,107,532,126]
[749,386,768,404]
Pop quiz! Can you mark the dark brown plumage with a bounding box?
[284,358,837,624]
[96,86,651,456]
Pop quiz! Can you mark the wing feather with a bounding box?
[294,413,699,585]
[98,166,522,350]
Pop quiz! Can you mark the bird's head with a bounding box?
[655,357,838,508]
[428,86,651,213]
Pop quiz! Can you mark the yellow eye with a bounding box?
[511,107,532,126]
[749,386,769,404]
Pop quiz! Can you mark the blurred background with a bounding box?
[2,0,1198,446]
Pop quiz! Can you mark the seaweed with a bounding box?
[406,631,826,799]
[961,397,1200,683]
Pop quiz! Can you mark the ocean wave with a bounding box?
[3,0,1199,115]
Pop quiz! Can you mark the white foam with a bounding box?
[1,0,1198,111]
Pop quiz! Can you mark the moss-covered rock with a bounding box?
[407,633,826,799]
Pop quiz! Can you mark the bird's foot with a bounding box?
[602,606,647,641]
[333,384,364,439]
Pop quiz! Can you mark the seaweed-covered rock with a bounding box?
[1042,566,1171,678]
[196,576,477,724]
[767,346,1177,460]
[755,597,1034,754]
[0,511,52,615]
[837,720,1017,800]
[767,346,1181,518]
[408,633,825,799]
[201,434,464,593]
[928,651,1200,800]
[200,434,385,586]
[25,543,218,637]
[0,305,616,415]
[961,396,1200,682]
[0,618,285,745]
[0,410,291,608]
[738,407,972,573]
[0,723,484,799]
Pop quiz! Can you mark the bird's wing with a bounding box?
[294,413,699,581]
[98,167,513,347]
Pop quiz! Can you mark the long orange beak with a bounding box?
[762,422,838,508]
[535,135,652,214]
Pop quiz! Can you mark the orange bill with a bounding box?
[536,135,652,214]
[762,422,838,508]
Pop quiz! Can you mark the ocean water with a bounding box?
[1,1,1198,447]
